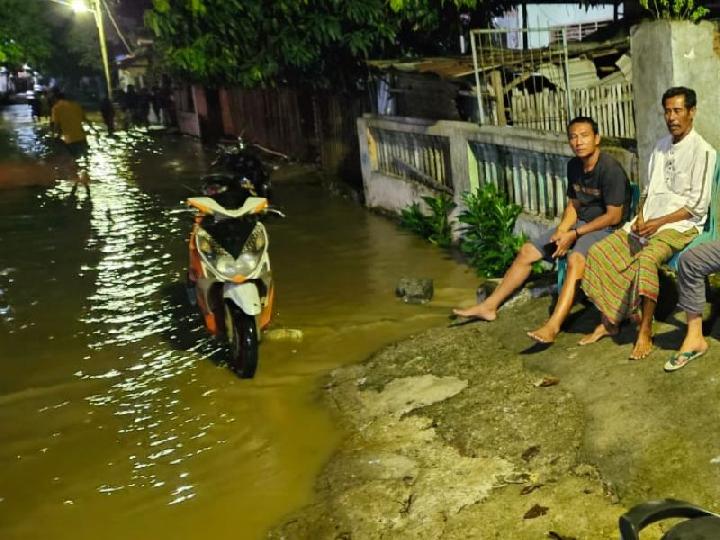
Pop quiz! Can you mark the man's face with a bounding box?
[567,122,600,159]
[664,94,695,141]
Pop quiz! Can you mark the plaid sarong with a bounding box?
[582,228,697,325]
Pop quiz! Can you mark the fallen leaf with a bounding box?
[520,484,543,495]
[534,377,560,387]
[522,445,541,462]
[524,503,549,519]
[547,532,577,540]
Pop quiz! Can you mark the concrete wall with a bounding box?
[631,20,720,185]
[358,114,638,226]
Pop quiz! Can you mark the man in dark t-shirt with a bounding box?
[453,116,631,344]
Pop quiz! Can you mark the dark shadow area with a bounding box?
[158,280,229,368]
[519,341,552,355]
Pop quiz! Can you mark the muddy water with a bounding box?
[0,105,478,539]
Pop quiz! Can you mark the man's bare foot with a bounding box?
[527,323,559,344]
[629,333,654,360]
[579,322,618,346]
[452,303,497,322]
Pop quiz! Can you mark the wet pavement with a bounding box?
[0,105,478,539]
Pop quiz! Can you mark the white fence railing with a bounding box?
[511,82,635,139]
[370,128,452,191]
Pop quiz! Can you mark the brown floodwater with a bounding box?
[0,104,478,539]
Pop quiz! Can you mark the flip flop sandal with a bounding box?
[664,349,707,372]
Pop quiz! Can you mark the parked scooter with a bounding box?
[186,152,283,378]
[210,137,274,199]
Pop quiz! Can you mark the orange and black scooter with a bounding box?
[186,172,283,378]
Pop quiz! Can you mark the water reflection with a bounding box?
[0,104,479,539]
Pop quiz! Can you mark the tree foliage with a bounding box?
[639,0,709,21]
[145,0,499,87]
[0,0,52,66]
[0,0,102,75]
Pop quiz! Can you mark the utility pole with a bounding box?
[92,0,112,100]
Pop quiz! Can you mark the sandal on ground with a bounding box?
[664,349,708,372]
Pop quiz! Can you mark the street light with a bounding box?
[51,0,113,100]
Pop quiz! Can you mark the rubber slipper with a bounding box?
[664,349,707,372]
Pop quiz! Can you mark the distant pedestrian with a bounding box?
[50,89,90,192]
[124,84,138,128]
[136,87,151,126]
[29,94,42,121]
[38,91,50,121]
[100,96,115,135]
[159,84,176,127]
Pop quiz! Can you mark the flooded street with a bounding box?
[0,105,477,539]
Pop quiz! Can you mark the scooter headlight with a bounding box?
[216,255,242,277]
[196,229,218,263]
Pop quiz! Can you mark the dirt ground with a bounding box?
[269,292,720,539]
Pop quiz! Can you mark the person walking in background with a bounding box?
[100,96,115,135]
[453,116,631,344]
[38,90,50,122]
[580,87,715,360]
[124,84,138,128]
[50,88,90,192]
[135,87,151,126]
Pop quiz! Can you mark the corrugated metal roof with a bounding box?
[366,36,629,81]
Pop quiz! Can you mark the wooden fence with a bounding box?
[573,82,635,139]
[510,82,635,139]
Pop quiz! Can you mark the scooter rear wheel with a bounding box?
[225,303,259,378]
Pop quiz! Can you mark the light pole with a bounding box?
[52,0,113,100]
[90,0,113,100]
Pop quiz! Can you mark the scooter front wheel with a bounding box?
[225,303,259,378]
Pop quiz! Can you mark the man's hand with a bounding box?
[631,216,644,234]
[552,230,577,258]
[637,218,662,237]
[549,229,563,243]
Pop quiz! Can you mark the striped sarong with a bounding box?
[582,228,697,325]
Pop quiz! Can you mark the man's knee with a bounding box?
[678,249,705,277]
[567,252,586,273]
[517,242,542,263]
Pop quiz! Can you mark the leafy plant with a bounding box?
[458,184,526,277]
[400,193,455,248]
[639,0,709,21]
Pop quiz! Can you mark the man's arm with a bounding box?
[552,202,623,257]
[636,208,692,237]
[554,200,579,234]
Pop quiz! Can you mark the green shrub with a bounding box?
[458,184,526,277]
[400,194,455,248]
[639,0,709,21]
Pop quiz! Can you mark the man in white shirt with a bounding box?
[579,86,715,360]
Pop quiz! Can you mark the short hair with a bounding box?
[662,87,697,109]
[567,116,599,136]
